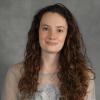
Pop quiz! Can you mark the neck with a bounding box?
[41,51,59,73]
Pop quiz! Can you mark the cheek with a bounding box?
[39,32,47,46]
[39,34,46,42]
[59,34,67,43]
[59,36,67,50]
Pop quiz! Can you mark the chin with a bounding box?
[41,46,63,54]
[45,49,61,54]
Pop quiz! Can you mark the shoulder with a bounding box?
[9,62,24,72]
[87,67,95,80]
[6,62,24,82]
[86,68,96,93]
[85,70,96,100]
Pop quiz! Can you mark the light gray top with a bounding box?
[1,63,96,100]
[32,84,60,100]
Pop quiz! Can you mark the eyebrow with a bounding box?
[41,24,66,29]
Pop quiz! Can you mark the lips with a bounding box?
[46,41,58,45]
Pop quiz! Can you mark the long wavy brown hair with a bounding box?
[18,3,95,100]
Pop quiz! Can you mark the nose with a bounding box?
[48,30,56,40]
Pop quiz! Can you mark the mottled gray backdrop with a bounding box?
[0,0,100,99]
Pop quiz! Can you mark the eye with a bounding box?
[42,27,48,31]
[57,29,64,33]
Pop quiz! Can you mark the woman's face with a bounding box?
[39,12,68,54]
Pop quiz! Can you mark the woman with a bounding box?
[2,3,96,100]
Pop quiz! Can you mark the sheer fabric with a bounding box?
[1,63,96,100]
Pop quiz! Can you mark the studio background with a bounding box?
[0,0,99,99]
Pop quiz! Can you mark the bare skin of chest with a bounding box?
[38,71,60,88]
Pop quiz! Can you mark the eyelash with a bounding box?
[57,29,63,33]
[42,27,48,31]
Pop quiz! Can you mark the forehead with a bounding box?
[40,12,68,27]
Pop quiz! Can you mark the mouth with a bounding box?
[46,41,58,45]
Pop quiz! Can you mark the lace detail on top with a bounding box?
[31,84,60,100]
